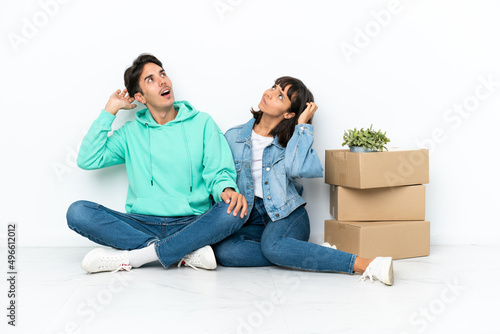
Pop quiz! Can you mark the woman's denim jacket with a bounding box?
[225,118,323,221]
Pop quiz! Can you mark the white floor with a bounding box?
[2,245,499,334]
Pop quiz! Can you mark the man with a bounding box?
[67,53,247,273]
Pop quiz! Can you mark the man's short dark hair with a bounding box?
[124,53,163,98]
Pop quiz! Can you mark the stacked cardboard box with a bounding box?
[324,149,430,260]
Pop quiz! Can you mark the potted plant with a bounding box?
[342,124,390,152]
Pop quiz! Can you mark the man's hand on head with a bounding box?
[220,188,248,219]
[104,89,137,115]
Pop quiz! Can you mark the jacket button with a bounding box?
[267,196,271,200]
[266,167,270,171]
[264,181,268,185]
[275,213,279,218]
[245,165,250,168]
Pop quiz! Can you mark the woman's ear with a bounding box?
[283,112,295,119]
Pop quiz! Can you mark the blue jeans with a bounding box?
[214,197,356,273]
[66,200,246,268]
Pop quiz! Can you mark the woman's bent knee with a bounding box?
[213,241,233,266]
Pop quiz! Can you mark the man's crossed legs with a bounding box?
[67,200,246,273]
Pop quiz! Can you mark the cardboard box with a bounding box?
[325,149,429,189]
[330,185,426,221]
[324,220,430,260]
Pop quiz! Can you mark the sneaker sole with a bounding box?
[383,258,394,286]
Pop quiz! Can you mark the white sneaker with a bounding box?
[177,245,217,270]
[320,242,337,250]
[81,248,132,273]
[359,257,394,286]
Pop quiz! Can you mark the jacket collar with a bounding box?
[236,118,255,143]
[236,118,284,149]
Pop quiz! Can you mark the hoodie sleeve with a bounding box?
[77,110,126,170]
[201,118,239,202]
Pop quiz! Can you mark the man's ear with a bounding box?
[283,112,295,119]
[134,92,146,104]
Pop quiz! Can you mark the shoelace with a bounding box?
[359,267,375,282]
[111,263,132,273]
[96,257,131,273]
[177,254,200,271]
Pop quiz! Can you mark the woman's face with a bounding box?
[258,84,294,119]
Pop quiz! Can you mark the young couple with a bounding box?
[66,54,393,286]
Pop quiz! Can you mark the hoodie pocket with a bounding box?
[131,197,195,216]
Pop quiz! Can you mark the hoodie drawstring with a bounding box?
[146,123,153,186]
[181,122,193,193]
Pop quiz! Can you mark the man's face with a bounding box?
[134,62,175,110]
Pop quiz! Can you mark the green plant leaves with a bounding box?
[341,124,390,151]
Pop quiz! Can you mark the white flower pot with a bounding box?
[349,146,377,153]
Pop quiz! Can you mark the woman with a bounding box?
[214,76,393,285]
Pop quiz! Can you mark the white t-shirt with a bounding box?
[251,130,274,198]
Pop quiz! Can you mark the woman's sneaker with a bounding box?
[81,248,132,273]
[177,245,217,270]
[320,242,337,249]
[359,257,394,286]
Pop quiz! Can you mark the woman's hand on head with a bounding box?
[297,102,318,124]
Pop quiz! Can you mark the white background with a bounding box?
[1,0,499,247]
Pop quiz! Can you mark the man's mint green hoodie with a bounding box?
[77,101,238,216]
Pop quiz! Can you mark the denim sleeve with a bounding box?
[77,110,126,170]
[284,124,323,179]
